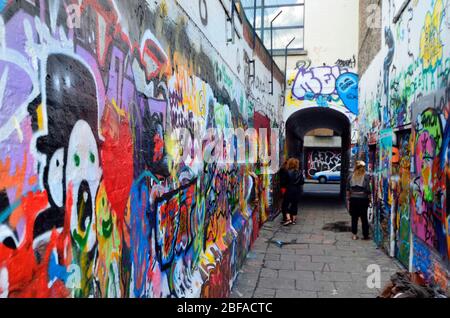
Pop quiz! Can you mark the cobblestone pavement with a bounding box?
[231,194,403,298]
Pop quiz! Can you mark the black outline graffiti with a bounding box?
[307,150,342,179]
[335,55,357,68]
[199,0,208,26]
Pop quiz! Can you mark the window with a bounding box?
[241,0,305,55]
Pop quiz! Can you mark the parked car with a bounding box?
[313,165,341,184]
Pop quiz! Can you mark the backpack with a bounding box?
[349,175,370,199]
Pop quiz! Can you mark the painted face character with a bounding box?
[30,54,101,255]
[66,120,101,252]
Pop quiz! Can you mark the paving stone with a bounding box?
[314,271,353,282]
[260,268,278,278]
[296,280,335,292]
[309,244,338,250]
[326,249,359,257]
[295,261,325,271]
[231,283,255,296]
[253,288,276,297]
[245,259,265,267]
[240,265,262,275]
[312,255,344,263]
[266,247,296,254]
[318,291,363,298]
[237,274,260,288]
[278,270,314,281]
[295,248,326,256]
[283,243,310,250]
[334,281,376,294]
[276,290,318,298]
[258,277,296,290]
[246,251,266,261]
[280,254,312,262]
[264,260,295,270]
[327,262,365,272]
[264,253,281,261]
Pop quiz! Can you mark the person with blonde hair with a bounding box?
[282,158,304,226]
[346,160,371,240]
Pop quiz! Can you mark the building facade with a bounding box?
[0,0,283,298]
[357,0,450,291]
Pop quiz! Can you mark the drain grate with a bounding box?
[322,221,352,232]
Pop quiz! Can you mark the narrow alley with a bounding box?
[1,0,450,302]
[231,191,402,298]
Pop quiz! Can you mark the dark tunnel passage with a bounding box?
[285,107,352,198]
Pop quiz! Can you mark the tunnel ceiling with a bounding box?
[286,107,351,140]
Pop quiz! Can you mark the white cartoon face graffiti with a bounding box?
[66,120,102,252]
[48,148,65,208]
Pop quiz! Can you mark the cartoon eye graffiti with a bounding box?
[48,149,65,208]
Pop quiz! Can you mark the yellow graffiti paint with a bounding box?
[111,98,126,117]
[37,103,44,130]
[95,183,121,297]
[420,0,444,70]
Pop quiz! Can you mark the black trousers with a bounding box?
[349,198,369,238]
[282,189,299,216]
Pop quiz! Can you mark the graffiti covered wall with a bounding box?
[305,149,342,179]
[358,0,450,288]
[284,59,359,144]
[0,0,283,298]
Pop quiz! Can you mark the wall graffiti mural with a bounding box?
[374,129,393,251]
[411,96,448,260]
[290,64,359,115]
[393,132,412,268]
[358,0,450,285]
[0,0,282,298]
[284,62,359,146]
[305,149,341,179]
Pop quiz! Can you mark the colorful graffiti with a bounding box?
[374,129,393,251]
[393,132,412,268]
[290,64,359,115]
[419,0,444,71]
[411,100,448,260]
[305,149,342,179]
[0,0,282,298]
[284,62,359,148]
[358,0,450,286]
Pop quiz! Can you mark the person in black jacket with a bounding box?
[346,160,372,240]
[282,158,304,226]
[279,160,289,224]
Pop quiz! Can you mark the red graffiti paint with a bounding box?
[161,198,179,260]
[0,191,70,298]
[101,103,134,226]
[153,133,164,162]
[201,252,231,298]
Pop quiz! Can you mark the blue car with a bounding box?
[313,165,341,184]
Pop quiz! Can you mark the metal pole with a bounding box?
[284,37,296,105]
[253,0,257,48]
[270,10,283,95]
[260,0,265,44]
